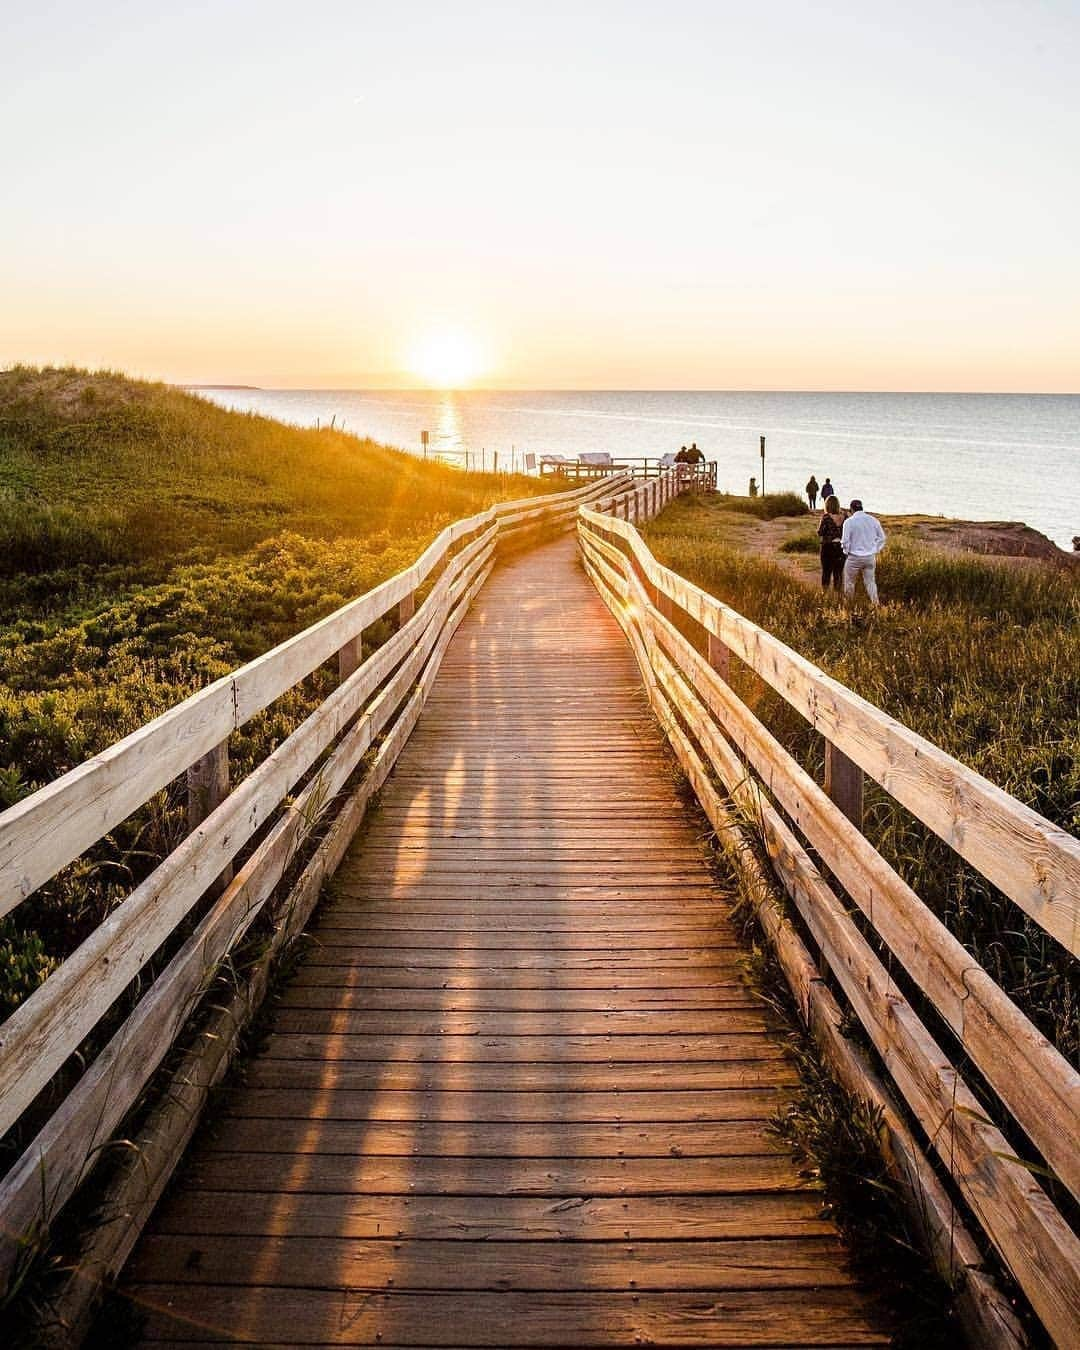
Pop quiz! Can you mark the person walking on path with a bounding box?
[821,476,835,501]
[841,499,886,605]
[806,474,819,509]
[816,495,846,591]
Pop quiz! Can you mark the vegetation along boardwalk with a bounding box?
[119,535,888,1346]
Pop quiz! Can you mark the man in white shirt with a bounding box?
[840,499,886,605]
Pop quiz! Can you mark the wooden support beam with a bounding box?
[707,631,730,684]
[398,591,417,626]
[824,741,864,829]
[338,634,363,682]
[187,740,232,888]
[186,741,229,834]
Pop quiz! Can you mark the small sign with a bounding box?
[421,430,429,445]
[525,452,536,471]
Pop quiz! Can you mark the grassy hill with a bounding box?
[0,366,547,577]
[0,368,553,1012]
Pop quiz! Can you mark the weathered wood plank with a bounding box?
[240,1059,798,1093]
[259,1031,776,1060]
[286,967,752,990]
[220,1087,796,1122]
[268,1009,771,1036]
[130,1287,888,1346]
[202,1119,789,1158]
[126,1235,854,1291]
[182,1151,806,1196]
[149,1191,836,1241]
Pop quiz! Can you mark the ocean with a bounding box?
[198,389,1080,549]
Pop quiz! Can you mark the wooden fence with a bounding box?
[542,457,718,491]
[577,506,1080,1348]
[0,470,678,1309]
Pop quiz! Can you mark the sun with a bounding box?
[408,329,485,389]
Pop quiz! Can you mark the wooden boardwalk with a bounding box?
[120,537,887,1346]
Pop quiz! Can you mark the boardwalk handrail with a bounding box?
[0,469,671,1295]
[577,505,1079,1346]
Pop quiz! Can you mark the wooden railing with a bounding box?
[0,471,669,1304]
[541,456,718,491]
[577,506,1080,1349]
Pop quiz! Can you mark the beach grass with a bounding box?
[713,489,808,520]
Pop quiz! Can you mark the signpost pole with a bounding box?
[760,435,766,496]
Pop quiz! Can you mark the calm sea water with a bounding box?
[199,389,1080,548]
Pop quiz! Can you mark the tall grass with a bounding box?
[714,490,808,520]
[0,365,548,579]
[643,506,1079,1059]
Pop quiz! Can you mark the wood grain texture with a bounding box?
[121,533,883,1347]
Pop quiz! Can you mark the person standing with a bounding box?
[805,474,819,509]
[686,441,704,464]
[821,476,835,501]
[816,495,846,591]
[841,499,886,605]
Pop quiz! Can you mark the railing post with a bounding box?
[707,630,730,683]
[187,741,229,833]
[338,633,363,681]
[187,740,233,887]
[825,742,864,828]
[398,589,416,626]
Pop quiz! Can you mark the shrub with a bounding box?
[715,491,809,519]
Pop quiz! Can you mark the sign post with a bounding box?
[759,435,766,496]
[421,429,429,460]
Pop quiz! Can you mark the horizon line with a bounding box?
[183,383,1080,397]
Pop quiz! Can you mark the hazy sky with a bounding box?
[2,0,1078,389]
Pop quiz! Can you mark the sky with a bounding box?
[1,0,1078,390]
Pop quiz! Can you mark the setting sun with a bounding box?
[408,329,485,389]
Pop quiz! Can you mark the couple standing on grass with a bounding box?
[817,497,886,605]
